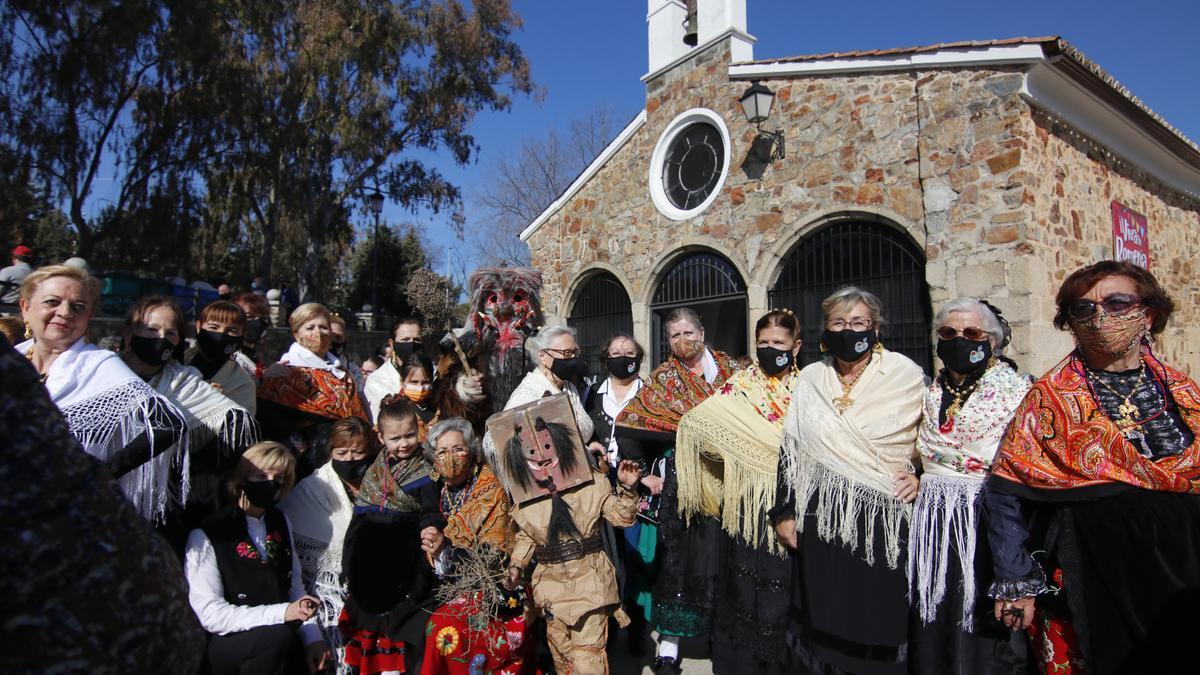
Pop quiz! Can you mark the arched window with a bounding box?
[568,272,633,380]
[650,251,747,365]
[768,221,932,372]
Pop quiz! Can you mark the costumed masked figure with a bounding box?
[770,287,926,675]
[437,267,544,429]
[672,309,801,674]
[493,395,640,674]
[613,307,740,669]
[907,299,1030,673]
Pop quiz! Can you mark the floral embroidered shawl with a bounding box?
[441,465,513,555]
[989,352,1200,499]
[615,350,741,435]
[258,362,369,423]
[674,365,798,551]
[356,450,435,514]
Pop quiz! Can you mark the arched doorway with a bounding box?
[650,251,748,365]
[568,272,634,380]
[768,221,932,372]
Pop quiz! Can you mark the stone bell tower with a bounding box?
[645,0,755,79]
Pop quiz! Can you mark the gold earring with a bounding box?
[818,342,827,353]
[24,322,32,340]
[873,340,885,354]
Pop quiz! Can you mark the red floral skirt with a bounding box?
[420,595,536,675]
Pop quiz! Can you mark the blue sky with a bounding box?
[408,0,1199,277]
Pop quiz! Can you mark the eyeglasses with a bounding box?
[543,347,580,359]
[826,318,874,332]
[1068,294,1141,322]
[936,326,989,341]
[434,445,470,458]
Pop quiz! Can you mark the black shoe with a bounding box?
[653,657,682,675]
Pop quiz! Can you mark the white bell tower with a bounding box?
[646,0,756,79]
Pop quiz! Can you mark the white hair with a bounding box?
[935,298,1006,352]
[533,324,577,351]
[424,418,482,463]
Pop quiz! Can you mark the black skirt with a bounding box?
[785,495,909,675]
[711,531,792,674]
[908,501,1029,675]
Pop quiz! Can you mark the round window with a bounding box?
[662,123,725,210]
[648,109,731,221]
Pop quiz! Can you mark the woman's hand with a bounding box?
[640,474,664,496]
[285,595,320,622]
[419,526,445,555]
[305,641,332,673]
[616,460,641,489]
[774,517,798,549]
[504,565,522,591]
[994,596,1036,630]
[893,472,920,503]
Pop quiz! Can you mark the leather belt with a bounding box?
[534,534,603,565]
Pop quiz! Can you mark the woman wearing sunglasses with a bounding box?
[908,298,1032,673]
[985,260,1200,673]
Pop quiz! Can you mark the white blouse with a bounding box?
[183,511,322,645]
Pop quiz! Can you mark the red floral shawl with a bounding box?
[258,363,369,423]
[989,352,1200,499]
[615,350,741,435]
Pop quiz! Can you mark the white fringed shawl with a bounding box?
[908,364,1031,628]
[780,350,926,569]
[279,460,354,666]
[364,359,401,421]
[18,337,187,520]
[152,361,259,475]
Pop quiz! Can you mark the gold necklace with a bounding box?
[833,354,871,414]
[943,376,982,421]
[1089,365,1147,429]
[25,348,49,384]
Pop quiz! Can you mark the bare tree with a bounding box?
[471,105,616,266]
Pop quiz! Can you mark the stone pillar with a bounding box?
[746,282,769,348]
[631,301,653,378]
[266,289,287,328]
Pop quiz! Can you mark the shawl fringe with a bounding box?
[906,474,984,630]
[781,433,909,569]
[61,380,187,520]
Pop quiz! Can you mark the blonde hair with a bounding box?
[288,302,330,334]
[329,313,346,330]
[19,264,102,314]
[228,442,297,499]
[821,286,886,331]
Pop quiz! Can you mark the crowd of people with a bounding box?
[4,256,1200,675]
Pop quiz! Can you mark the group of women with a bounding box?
[10,258,1200,674]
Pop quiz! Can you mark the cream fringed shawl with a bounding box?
[17,337,188,521]
[779,349,927,569]
[675,365,797,553]
[152,361,259,464]
[279,460,354,667]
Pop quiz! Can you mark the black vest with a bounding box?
[201,506,293,608]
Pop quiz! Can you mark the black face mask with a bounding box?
[243,319,268,344]
[243,478,281,509]
[757,346,795,376]
[130,335,176,366]
[550,356,581,382]
[937,336,992,375]
[329,341,345,358]
[822,328,877,363]
[606,355,641,379]
[197,329,243,362]
[331,457,372,484]
[392,341,421,363]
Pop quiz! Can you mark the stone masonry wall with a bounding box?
[526,38,1200,376]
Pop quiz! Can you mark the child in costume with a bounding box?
[496,403,640,674]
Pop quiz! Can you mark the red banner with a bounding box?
[1112,201,1149,268]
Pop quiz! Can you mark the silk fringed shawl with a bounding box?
[909,363,1031,629]
[259,347,369,424]
[153,361,259,466]
[675,365,797,553]
[615,350,740,435]
[18,337,188,521]
[989,351,1200,498]
[779,350,926,569]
